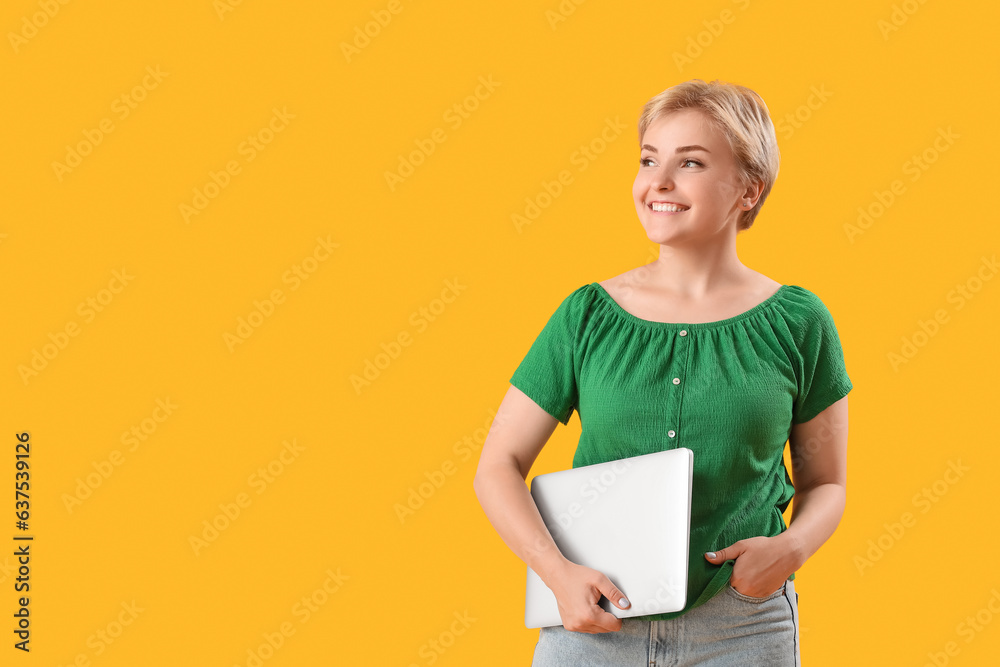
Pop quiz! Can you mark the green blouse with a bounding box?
[509,282,853,621]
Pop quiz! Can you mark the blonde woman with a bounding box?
[473,79,852,666]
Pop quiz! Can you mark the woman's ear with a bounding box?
[742,179,765,208]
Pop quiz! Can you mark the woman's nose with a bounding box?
[651,168,673,190]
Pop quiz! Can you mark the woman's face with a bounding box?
[633,109,752,246]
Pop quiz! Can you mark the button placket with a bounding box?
[668,328,689,445]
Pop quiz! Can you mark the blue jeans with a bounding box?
[530,578,800,666]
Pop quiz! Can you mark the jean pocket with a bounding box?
[726,580,786,604]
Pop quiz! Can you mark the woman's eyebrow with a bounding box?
[641,144,711,154]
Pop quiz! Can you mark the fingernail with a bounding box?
[705,552,717,559]
[619,597,630,608]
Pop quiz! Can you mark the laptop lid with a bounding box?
[524,447,693,628]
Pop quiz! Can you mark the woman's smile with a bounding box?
[648,201,690,213]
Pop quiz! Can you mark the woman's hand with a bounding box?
[704,533,802,598]
[544,560,632,634]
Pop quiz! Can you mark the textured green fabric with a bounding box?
[510,282,853,621]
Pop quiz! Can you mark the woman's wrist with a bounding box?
[532,550,571,584]
[775,528,808,572]
[782,482,847,572]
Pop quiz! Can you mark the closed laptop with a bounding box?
[525,447,693,628]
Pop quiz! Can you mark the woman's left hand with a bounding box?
[704,534,801,598]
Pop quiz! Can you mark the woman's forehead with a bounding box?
[641,111,727,149]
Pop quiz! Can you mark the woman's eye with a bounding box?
[639,157,701,168]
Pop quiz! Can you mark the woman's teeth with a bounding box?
[651,202,688,212]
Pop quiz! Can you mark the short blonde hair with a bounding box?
[637,79,779,231]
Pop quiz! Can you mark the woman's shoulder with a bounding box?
[542,281,602,322]
[773,283,847,342]
[777,283,839,314]
[595,265,659,295]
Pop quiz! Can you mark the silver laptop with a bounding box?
[524,447,693,628]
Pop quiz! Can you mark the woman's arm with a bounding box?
[472,384,569,581]
[783,394,850,567]
[704,395,849,596]
[473,385,631,633]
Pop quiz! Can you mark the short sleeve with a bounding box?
[508,285,590,426]
[791,296,854,424]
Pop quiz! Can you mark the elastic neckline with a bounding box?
[589,282,791,331]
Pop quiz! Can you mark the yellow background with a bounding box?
[2,0,998,664]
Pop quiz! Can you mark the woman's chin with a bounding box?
[642,228,683,245]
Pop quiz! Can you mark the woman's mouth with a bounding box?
[649,201,689,213]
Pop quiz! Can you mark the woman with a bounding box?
[473,79,852,666]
